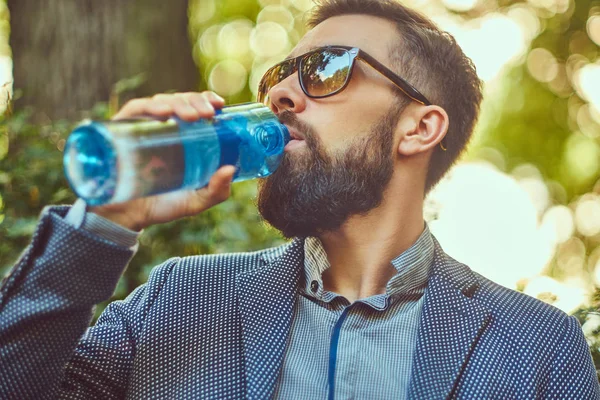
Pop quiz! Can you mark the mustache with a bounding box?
[277,110,317,143]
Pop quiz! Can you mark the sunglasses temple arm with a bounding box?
[357,55,430,106]
[357,55,446,150]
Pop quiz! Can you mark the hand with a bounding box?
[88,91,234,231]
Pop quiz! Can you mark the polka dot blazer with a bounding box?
[1,206,598,399]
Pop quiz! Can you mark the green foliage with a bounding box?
[0,110,76,265]
[574,307,600,380]
[476,32,599,200]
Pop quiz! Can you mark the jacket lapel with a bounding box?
[408,241,491,399]
[236,238,304,400]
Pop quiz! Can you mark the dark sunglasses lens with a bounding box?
[258,59,296,103]
[301,49,351,97]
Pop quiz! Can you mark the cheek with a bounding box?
[316,105,387,150]
[305,80,395,149]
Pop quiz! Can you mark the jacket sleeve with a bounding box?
[543,315,600,399]
[0,206,157,399]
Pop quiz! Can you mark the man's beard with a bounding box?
[257,104,403,239]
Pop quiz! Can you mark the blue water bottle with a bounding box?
[63,103,290,206]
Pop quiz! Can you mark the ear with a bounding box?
[397,105,449,157]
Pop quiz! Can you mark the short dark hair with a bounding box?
[308,0,483,193]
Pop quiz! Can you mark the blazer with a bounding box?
[0,206,598,399]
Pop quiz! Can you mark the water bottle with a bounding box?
[63,103,290,206]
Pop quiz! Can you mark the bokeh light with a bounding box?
[555,236,586,277]
[289,0,313,12]
[575,195,600,237]
[518,177,551,217]
[218,20,254,59]
[588,15,600,46]
[527,0,571,16]
[523,276,587,313]
[578,104,600,139]
[198,24,224,60]
[592,248,600,286]
[427,162,549,289]
[444,11,532,82]
[249,56,282,96]
[563,132,600,185]
[257,5,295,32]
[250,22,290,58]
[527,48,559,83]
[258,0,283,7]
[189,0,216,26]
[575,63,600,114]
[540,205,575,245]
[208,60,248,96]
[582,313,600,340]
[440,0,479,12]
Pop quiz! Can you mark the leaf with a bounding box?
[5,218,37,238]
[113,73,148,95]
[51,188,74,204]
[218,220,249,242]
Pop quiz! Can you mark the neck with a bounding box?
[317,179,426,303]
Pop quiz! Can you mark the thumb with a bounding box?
[185,165,236,214]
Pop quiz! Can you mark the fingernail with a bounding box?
[225,166,236,177]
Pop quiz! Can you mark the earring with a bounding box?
[440,138,447,151]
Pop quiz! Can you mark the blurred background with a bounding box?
[0,0,599,375]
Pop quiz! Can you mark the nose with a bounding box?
[267,73,307,115]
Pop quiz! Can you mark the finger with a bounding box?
[113,97,173,120]
[151,93,199,122]
[186,165,236,214]
[185,93,218,119]
[206,165,236,203]
[113,92,225,121]
[111,98,146,120]
[145,100,174,118]
[202,91,226,107]
[174,93,203,121]
[211,165,237,188]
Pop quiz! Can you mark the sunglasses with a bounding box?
[257,45,432,107]
[257,45,447,151]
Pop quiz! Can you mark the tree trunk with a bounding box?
[7,0,197,120]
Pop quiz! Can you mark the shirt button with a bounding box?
[310,280,319,292]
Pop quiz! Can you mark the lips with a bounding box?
[286,127,305,141]
[284,126,306,152]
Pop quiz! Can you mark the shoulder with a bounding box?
[430,248,598,395]
[474,272,566,318]
[431,243,573,345]
[431,240,569,331]
[468,270,577,354]
[473,272,569,330]
[138,241,298,315]
[148,240,295,285]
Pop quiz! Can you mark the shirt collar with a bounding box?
[301,224,434,307]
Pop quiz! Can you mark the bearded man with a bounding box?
[1,0,598,398]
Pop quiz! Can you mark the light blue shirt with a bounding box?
[273,228,434,399]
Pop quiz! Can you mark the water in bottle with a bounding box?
[63,103,290,206]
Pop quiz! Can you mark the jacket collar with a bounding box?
[236,237,491,400]
[407,237,491,399]
[236,238,304,400]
